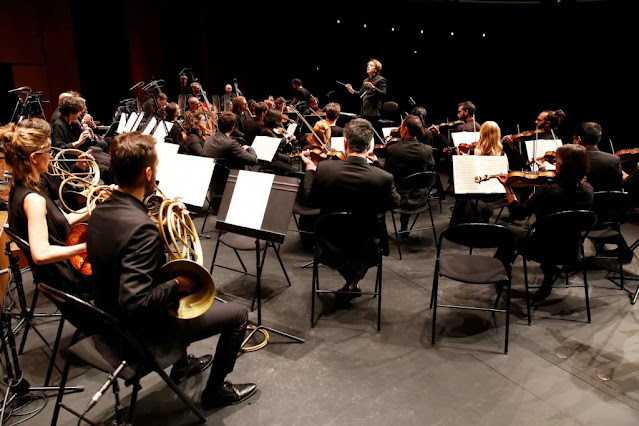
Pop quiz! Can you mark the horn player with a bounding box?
[86,132,257,409]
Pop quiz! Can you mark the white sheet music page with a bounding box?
[155,143,179,190]
[453,155,508,194]
[123,112,138,132]
[225,170,275,230]
[382,127,395,138]
[152,121,174,144]
[525,139,563,162]
[132,113,144,132]
[451,131,480,147]
[142,117,157,135]
[251,136,281,162]
[156,153,214,207]
[116,113,127,134]
[286,123,297,136]
[330,137,345,152]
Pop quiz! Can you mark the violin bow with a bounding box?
[288,105,331,153]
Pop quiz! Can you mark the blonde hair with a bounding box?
[308,120,331,147]
[477,121,502,156]
[0,123,50,191]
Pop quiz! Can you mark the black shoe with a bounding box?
[531,285,552,304]
[170,354,213,385]
[201,381,257,410]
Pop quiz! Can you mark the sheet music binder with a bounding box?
[216,171,300,244]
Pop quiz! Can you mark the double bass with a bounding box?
[187,70,217,135]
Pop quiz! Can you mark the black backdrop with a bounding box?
[68,0,629,149]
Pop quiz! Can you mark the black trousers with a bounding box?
[177,301,248,388]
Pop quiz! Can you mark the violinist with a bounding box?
[183,111,207,156]
[165,102,187,149]
[301,118,400,302]
[203,112,258,170]
[383,115,435,233]
[497,144,593,302]
[307,97,322,116]
[302,119,332,152]
[431,101,480,151]
[325,102,344,137]
[243,101,268,145]
[274,97,287,114]
[289,78,311,107]
[574,121,623,192]
[258,109,297,175]
[346,59,387,130]
[142,92,168,122]
[410,106,434,147]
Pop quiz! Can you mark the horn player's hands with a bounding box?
[175,275,196,293]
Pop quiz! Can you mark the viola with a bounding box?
[428,120,463,131]
[615,148,639,162]
[291,147,346,164]
[442,142,477,154]
[525,151,556,166]
[474,170,556,188]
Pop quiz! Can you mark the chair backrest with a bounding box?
[38,283,157,367]
[528,210,597,264]
[383,101,399,113]
[592,191,630,228]
[440,223,518,265]
[3,225,42,281]
[210,163,231,197]
[397,171,437,192]
[313,212,383,265]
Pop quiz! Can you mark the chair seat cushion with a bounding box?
[439,254,508,283]
[219,233,267,251]
[294,201,320,216]
[588,228,620,239]
[69,336,137,381]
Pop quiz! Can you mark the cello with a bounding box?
[187,70,217,135]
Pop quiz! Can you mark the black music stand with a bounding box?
[215,171,305,347]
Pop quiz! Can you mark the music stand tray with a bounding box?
[215,170,304,346]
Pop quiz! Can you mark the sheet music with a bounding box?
[286,123,297,136]
[382,127,395,138]
[453,155,508,194]
[251,136,281,162]
[451,131,480,147]
[330,137,374,154]
[123,112,138,132]
[116,114,127,134]
[225,170,275,230]
[142,117,157,135]
[525,139,563,162]
[156,152,214,207]
[152,121,174,144]
[132,113,144,132]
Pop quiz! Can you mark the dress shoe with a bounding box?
[170,354,213,385]
[201,381,257,410]
[531,285,552,304]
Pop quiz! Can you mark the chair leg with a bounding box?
[127,375,142,425]
[583,267,592,323]
[51,329,81,426]
[524,258,531,326]
[391,211,402,260]
[311,262,318,328]
[377,257,383,333]
[19,285,41,355]
[156,369,206,423]
[429,207,437,243]
[431,274,438,346]
[44,316,65,387]
[235,249,249,274]
[251,246,269,312]
[504,279,512,355]
[209,237,221,274]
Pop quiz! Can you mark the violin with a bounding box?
[615,148,639,162]
[291,147,346,164]
[428,120,463,131]
[442,142,477,154]
[503,129,544,145]
[474,170,556,188]
[525,151,556,166]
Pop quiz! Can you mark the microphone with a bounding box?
[8,86,31,94]
[86,361,127,412]
[119,98,134,105]
[129,81,144,91]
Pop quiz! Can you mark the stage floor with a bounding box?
[6,196,639,425]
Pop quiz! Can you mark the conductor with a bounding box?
[346,59,387,130]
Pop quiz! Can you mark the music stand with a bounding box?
[215,170,305,347]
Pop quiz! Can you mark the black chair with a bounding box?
[285,171,320,235]
[378,101,400,128]
[390,171,438,260]
[430,223,517,354]
[311,212,384,332]
[3,226,66,387]
[39,283,206,425]
[588,191,637,302]
[200,164,230,234]
[521,210,598,325]
[209,232,291,311]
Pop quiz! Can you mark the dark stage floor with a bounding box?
[4,196,639,425]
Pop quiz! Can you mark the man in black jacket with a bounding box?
[203,112,258,170]
[87,132,256,409]
[302,118,400,297]
[575,121,623,192]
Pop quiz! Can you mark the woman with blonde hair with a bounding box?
[472,120,502,156]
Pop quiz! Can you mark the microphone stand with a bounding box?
[145,80,172,143]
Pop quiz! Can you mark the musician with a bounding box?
[383,115,435,233]
[142,92,168,121]
[243,101,268,145]
[183,111,207,156]
[187,96,200,114]
[222,84,236,112]
[307,97,321,116]
[574,122,623,192]
[498,144,593,302]
[346,59,387,129]
[432,101,480,148]
[2,122,91,295]
[51,96,94,150]
[301,118,400,299]
[177,73,189,112]
[50,90,80,124]
[274,97,287,114]
[324,102,344,137]
[191,82,204,101]
[257,109,296,175]
[231,96,249,139]
[410,106,433,147]
[290,78,311,107]
[204,112,258,170]
[86,132,256,409]
[164,102,187,148]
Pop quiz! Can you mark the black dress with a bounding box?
[8,181,88,293]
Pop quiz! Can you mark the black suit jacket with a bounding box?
[384,138,435,207]
[586,146,623,192]
[244,117,265,145]
[87,191,184,368]
[354,74,387,117]
[203,132,258,170]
